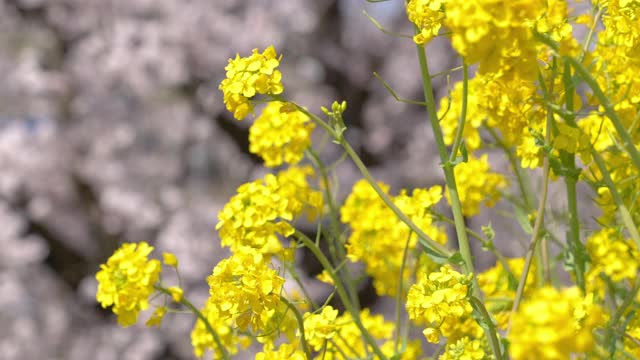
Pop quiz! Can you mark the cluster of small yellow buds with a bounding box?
[302,305,339,350]
[219,46,284,120]
[439,337,487,360]
[406,0,445,45]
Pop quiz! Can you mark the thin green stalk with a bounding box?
[486,127,534,210]
[280,296,313,360]
[449,61,469,163]
[295,230,388,360]
[155,285,230,360]
[590,148,640,250]
[561,59,585,291]
[506,98,552,336]
[415,44,477,287]
[536,32,640,171]
[293,103,452,258]
[469,296,504,360]
[307,148,361,310]
[415,41,501,360]
[395,231,413,353]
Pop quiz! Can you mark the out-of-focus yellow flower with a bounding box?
[190,302,242,358]
[219,46,284,120]
[447,154,507,217]
[509,286,605,359]
[168,286,184,303]
[255,342,306,360]
[249,101,315,167]
[96,242,161,327]
[316,270,335,286]
[439,337,487,360]
[146,306,167,328]
[163,252,178,267]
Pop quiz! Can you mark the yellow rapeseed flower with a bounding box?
[406,0,445,44]
[509,286,605,359]
[219,46,284,120]
[447,154,507,217]
[406,266,473,343]
[216,166,321,256]
[249,101,315,167]
[96,242,161,327]
[439,337,487,360]
[255,342,306,360]
[205,248,286,333]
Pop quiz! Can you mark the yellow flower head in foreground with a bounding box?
[447,154,507,217]
[219,46,283,120]
[406,0,445,44]
[406,266,473,343]
[249,101,315,167]
[216,166,321,256]
[509,286,605,360]
[96,242,161,327]
[205,248,285,332]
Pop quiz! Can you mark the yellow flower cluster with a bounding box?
[304,307,421,360]
[96,242,161,327]
[249,101,315,167]
[444,0,545,78]
[205,249,285,332]
[406,266,473,343]
[586,228,639,294]
[255,342,305,360]
[508,286,605,360]
[439,337,487,360]
[216,166,322,256]
[341,179,447,296]
[601,0,640,60]
[302,305,340,350]
[447,154,507,217]
[406,0,445,45]
[219,46,284,120]
[191,302,246,358]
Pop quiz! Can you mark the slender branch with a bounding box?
[449,61,469,163]
[470,296,504,360]
[280,296,313,360]
[295,230,389,360]
[155,285,230,360]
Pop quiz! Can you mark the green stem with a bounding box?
[394,231,413,354]
[295,230,388,360]
[293,104,452,259]
[306,148,360,310]
[469,296,504,360]
[155,285,230,360]
[449,61,469,163]
[536,32,640,171]
[507,96,552,335]
[415,44,478,288]
[280,296,313,360]
[561,59,585,291]
[590,149,640,251]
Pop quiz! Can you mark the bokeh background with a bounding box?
[0,0,585,359]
